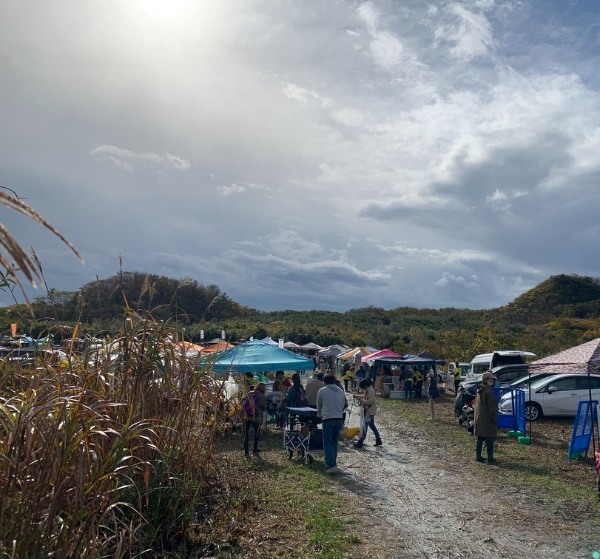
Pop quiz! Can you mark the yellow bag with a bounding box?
[344,426,360,438]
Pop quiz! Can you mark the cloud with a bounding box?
[216,182,268,197]
[434,3,496,62]
[356,1,419,74]
[281,83,331,108]
[3,1,600,313]
[435,272,480,290]
[90,145,191,171]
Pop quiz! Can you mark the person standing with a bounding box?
[316,374,347,474]
[242,382,267,457]
[412,367,423,399]
[427,370,440,420]
[453,362,462,393]
[356,364,366,386]
[285,373,308,408]
[305,372,325,407]
[353,379,382,448]
[403,368,413,399]
[273,371,291,429]
[474,371,498,464]
[273,370,291,394]
[342,365,355,392]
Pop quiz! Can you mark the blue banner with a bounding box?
[494,387,526,434]
[568,400,598,461]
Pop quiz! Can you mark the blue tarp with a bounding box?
[211,339,315,374]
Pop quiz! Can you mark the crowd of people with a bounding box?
[238,358,498,470]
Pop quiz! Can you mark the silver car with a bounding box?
[498,373,600,421]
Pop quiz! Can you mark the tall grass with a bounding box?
[0,313,229,558]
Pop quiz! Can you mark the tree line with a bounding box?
[3,272,600,362]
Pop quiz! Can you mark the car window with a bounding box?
[576,376,600,390]
[496,368,526,383]
[546,377,578,392]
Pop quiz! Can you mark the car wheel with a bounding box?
[525,402,542,422]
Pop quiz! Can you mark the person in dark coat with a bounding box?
[474,371,498,463]
[427,370,440,420]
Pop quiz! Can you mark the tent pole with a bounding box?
[527,369,532,440]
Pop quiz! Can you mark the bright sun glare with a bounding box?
[132,0,191,22]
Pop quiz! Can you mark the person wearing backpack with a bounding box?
[242,382,267,457]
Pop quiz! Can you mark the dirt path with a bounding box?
[331,402,599,559]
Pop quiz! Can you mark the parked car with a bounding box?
[506,372,556,390]
[0,347,37,367]
[498,373,600,421]
[465,350,536,382]
[461,364,531,392]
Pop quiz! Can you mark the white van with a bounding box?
[465,350,536,382]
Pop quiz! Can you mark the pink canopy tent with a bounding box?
[362,349,402,366]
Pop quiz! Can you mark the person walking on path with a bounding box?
[427,370,441,420]
[453,362,462,393]
[353,379,382,448]
[474,371,499,464]
[317,374,347,474]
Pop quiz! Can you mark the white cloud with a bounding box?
[216,182,268,197]
[434,272,480,290]
[90,145,191,171]
[434,3,496,61]
[281,82,331,108]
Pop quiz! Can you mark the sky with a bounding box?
[1,0,600,312]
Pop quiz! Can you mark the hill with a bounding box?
[500,274,600,322]
[4,272,600,361]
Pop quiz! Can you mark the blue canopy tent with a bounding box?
[211,339,315,374]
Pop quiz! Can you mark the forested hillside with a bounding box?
[3,273,600,362]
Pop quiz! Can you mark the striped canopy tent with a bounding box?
[337,346,372,361]
[529,338,600,375]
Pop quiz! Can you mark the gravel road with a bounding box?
[331,401,599,559]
